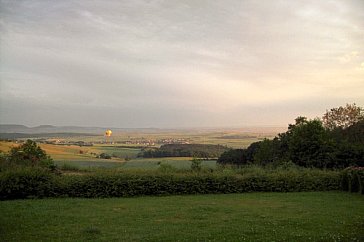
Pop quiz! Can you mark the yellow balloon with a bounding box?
[105,129,112,137]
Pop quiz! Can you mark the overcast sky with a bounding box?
[0,0,363,128]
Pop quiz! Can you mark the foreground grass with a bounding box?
[1,192,363,241]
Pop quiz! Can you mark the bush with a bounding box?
[0,167,57,200]
[0,168,342,200]
[342,167,364,194]
[98,153,111,159]
[191,158,202,172]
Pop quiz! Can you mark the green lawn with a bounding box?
[1,192,363,241]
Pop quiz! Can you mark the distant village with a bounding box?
[24,137,191,147]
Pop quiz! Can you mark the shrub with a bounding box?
[98,153,111,159]
[0,168,342,200]
[191,158,202,172]
[342,167,364,194]
[0,167,57,200]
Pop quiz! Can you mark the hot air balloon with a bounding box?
[105,129,112,137]
[105,129,112,144]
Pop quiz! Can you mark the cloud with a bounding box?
[0,0,363,127]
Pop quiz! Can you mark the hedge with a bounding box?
[0,168,342,200]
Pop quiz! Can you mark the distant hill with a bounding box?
[0,124,101,134]
[0,133,99,139]
[0,125,32,133]
[0,124,286,136]
[0,124,164,134]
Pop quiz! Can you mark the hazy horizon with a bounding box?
[1,0,363,128]
[0,123,288,129]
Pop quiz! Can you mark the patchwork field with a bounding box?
[55,157,217,170]
[1,141,218,169]
[1,192,363,241]
[0,127,286,170]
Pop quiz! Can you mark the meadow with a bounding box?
[1,140,218,170]
[55,157,216,170]
[1,192,363,241]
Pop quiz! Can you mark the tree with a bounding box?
[253,139,280,166]
[217,149,250,166]
[287,119,335,168]
[342,120,364,145]
[322,103,364,130]
[7,139,54,168]
[217,109,364,168]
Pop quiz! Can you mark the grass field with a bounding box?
[55,160,125,169]
[94,146,141,159]
[118,157,216,170]
[55,157,216,170]
[0,141,217,170]
[0,192,363,241]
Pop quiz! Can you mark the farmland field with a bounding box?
[0,128,282,170]
[118,157,216,170]
[1,192,363,241]
[55,157,216,170]
[1,141,218,169]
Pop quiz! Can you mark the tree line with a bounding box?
[218,104,364,168]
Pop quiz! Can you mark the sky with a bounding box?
[0,0,363,128]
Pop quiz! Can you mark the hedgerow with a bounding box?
[0,168,342,200]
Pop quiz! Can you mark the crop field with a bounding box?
[0,128,281,170]
[0,139,217,170]
[1,141,217,169]
[1,192,363,241]
[118,157,216,170]
[94,146,141,159]
[0,141,16,152]
[55,157,216,170]
[55,160,125,169]
[56,130,275,148]
[0,141,136,160]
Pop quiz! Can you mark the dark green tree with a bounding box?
[217,149,250,166]
[8,139,54,168]
[287,119,335,168]
[253,139,280,166]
